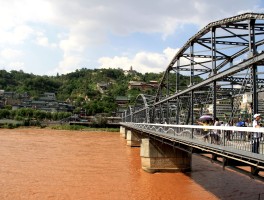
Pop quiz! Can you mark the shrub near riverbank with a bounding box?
[50,124,119,132]
[0,119,120,132]
[0,121,119,132]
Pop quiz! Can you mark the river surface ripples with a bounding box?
[0,128,263,200]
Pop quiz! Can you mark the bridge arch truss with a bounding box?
[124,94,155,123]
[124,13,264,124]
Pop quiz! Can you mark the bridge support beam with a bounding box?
[126,130,141,147]
[140,138,191,173]
[120,126,126,138]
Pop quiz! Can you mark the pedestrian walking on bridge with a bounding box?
[252,114,263,154]
[197,120,212,142]
[213,117,221,144]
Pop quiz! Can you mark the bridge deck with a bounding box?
[121,123,264,174]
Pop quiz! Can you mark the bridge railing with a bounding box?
[123,123,264,155]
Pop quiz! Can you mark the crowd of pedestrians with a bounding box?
[196,113,263,154]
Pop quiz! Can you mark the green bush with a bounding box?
[2,123,19,129]
[50,124,119,132]
[23,119,30,126]
[51,124,86,130]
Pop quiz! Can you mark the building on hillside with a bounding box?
[114,96,130,117]
[0,91,30,107]
[240,93,252,115]
[128,80,159,91]
[5,91,74,113]
[39,92,56,101]
[0,90,4,96]
[115,107,127,118]
[128,81,142,89]
[115,96,130,107]
[31,100,47,109]
[0,99,4,108]
[97,82,111,94]
[124,66,137,76]
[5,98,21,106]
[149,80,159,85]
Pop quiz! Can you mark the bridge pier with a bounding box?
[140,138,191,173]
[251,166,260,176]
[126,130,141,147]
[120,126,126,138]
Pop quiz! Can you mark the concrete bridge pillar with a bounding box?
[120,126,126,138]
[140,138,191,173]
[126,130,141,147]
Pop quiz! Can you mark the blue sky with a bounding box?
[0,0,264,75]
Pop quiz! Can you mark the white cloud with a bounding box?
[49,0,262,74]
[53,0,258,37]
[0,49,23,60]
[0,0,54,45]
[0,25,34,45]
[98,47,178,73]
[35,33,57,48]
[0,48,24,72]
[6,62,25,71]
[0,0,262,75]
[55,54,85,74]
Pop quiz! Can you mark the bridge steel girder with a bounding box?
[130,94,155,123]
[124,105,133,122]
[130,51,264,124]
[122,13,264,125]
[222,77,264,84]
[151,13,264,124]
[156,52,264,105]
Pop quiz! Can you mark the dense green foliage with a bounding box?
[50,124,119,132]
[0,68,163,115]
[0,68,203,115]
[0,108,71,121]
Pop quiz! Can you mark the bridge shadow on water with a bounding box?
[185,154,264,200]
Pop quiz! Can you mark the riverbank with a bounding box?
[0,119,120,131]
[48,124,120,132]
[0,119,120,132]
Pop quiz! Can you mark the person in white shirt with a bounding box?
[213,117,221,144]
[225,120,232,141]
[252,113,262,153]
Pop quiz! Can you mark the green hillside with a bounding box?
[0,68,202,115]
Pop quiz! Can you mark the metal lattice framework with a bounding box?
[123,13,264,125]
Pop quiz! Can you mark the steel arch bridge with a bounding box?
[122,13,264,125]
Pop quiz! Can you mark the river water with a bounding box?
[0,128,263,200]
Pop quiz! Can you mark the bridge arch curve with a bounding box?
[123,13,264,125]
[123,105,133,122]
[153,12,264,124]
[132,94,155,123]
